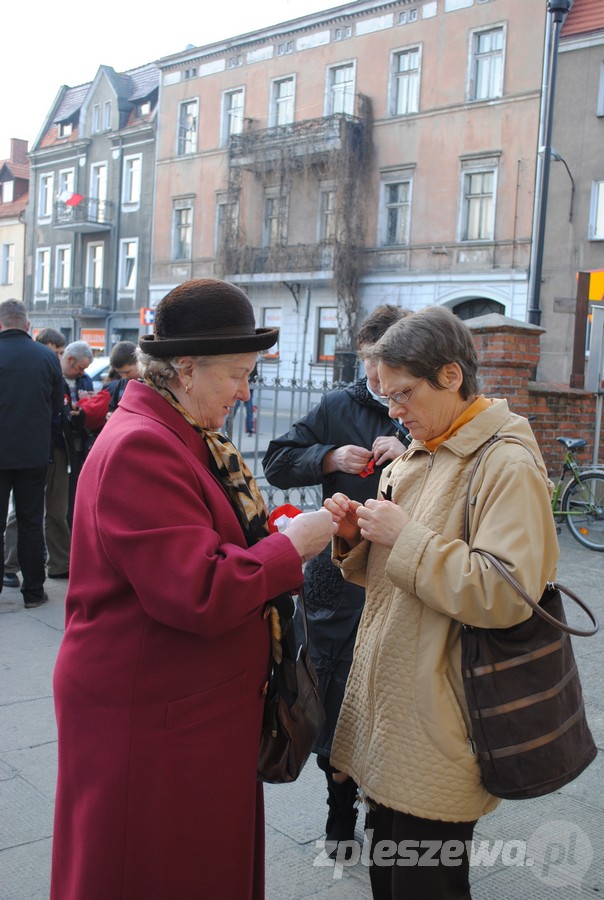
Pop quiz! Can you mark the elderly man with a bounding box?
[61,341,94,533]
[0,300,63,608]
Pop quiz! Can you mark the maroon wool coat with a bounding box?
[51,380,304,900]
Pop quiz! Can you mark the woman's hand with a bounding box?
[372,435,404,467]
[323,492,362,546]
[356,498,410,549]
[322,444,373,475]
[283,509,337,563]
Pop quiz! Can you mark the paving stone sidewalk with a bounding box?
[1,527,603,899]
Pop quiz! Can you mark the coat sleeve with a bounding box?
[92,424,305,638]
[385,451,560,629]
[262,399,337,488]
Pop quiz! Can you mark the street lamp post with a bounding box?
[527,0,573,326]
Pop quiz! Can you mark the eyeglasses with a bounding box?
[379,377,425,406]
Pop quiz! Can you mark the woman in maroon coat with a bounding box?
[50,279,335,900]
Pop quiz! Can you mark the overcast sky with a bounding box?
[1,0,351,159]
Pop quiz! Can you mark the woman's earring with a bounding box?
[185,383,191,394]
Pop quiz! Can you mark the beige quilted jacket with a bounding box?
[330,399,559,822]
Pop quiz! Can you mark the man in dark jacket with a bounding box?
[0,300,63,608]
[262,305,410,851]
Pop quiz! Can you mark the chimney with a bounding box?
[10,139,29,165]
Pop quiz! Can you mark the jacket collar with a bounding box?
[407,398,511,460]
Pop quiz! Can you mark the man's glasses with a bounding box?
[379,377,425,406]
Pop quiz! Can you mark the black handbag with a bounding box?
[257,589,325,784]
[461,436,599,800]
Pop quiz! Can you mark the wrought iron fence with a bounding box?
[225,366,345,512]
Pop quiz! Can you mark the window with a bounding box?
[138,100,151,116]
[382,180,412,245]
[183,67,197,80]
[123,155,142,206]
[1,244,14,284]
[470,27,504,101]
[103,101,111,130]
[598,63,604,117]
[391,48,420,116]
[333,25,352,40]
[58,121,73,138]
[119,239,138,290]
[319,189,337,242]
[92,104,101,133]
[90,163,107,221]
[36,248,50,294]
[58,168,75,198]
[262,308,281,360]
[317,307,337,362]
[271,77,294,127]
[222,89,244,143]
[589,181,604,240]
[38,173,53,219]
[173,205,193,259]
[1,180,13,203]
[461,168,496,241]
[263,193,288,247]
[327,63,355,116]
[215,194,239,252]
[277,41,294,56]
[55,245,72,289]
[399,8,418,24]
[87,243,104,290]
[178,100,198,155]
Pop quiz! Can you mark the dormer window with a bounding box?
[138,101,151,116]
[1,180,14,203]
[58,121,73,138]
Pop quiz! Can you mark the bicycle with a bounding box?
[551,437,604,551]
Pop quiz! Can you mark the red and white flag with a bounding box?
[59,190,84,207]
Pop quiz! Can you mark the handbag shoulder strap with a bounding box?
[464,435,599,638]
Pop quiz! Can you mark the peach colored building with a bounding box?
[0,139,29,305]
[151,0,547,379]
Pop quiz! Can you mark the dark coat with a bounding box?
[0,328,63,469]
[51,380,304,900]
[262,379,409,755]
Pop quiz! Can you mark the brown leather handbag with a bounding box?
[257,589,325,784]
[461,436,599,799]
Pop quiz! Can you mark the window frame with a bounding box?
[38,173,54,220]
[1,243,15,285]
[380,177,413,246]
[177,98,199,155]
[55,244,72,290]
[221,88,245,145]
[36,247,50,295]
[86,242,105,290]
[468,24,505,102]
[459,160,498,243]
[316,306,338,363]
[270,76,295,128]
[173,203,193,260]
[325,61,356,116]
[263,191,289,248]
[122,154,142,208]
[118,238,138,291]
[390,45,421,117]
[589,181,604,240]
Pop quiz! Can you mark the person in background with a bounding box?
[104,340,140,412]
[50,278,336,900]
[61,341,93,530]
[0,301,63,608]
[3,328,66,587]
[262,305,409,853]
[325,306,559,899]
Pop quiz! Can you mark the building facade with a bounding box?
[25,64,159,350]
[0,139,29,305]
[538,0,604,384]
[151,0,546,381]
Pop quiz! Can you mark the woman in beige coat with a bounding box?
[325,306,559,899]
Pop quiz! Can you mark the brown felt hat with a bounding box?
[139,279,279,358]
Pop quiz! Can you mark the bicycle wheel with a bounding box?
[561,470,604,550]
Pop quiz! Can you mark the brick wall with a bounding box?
[468,315,604,474]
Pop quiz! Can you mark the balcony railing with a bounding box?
[229,114,363,168]
[51,286,112,310]
[222,243,335,276]
[54,197,114,232]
